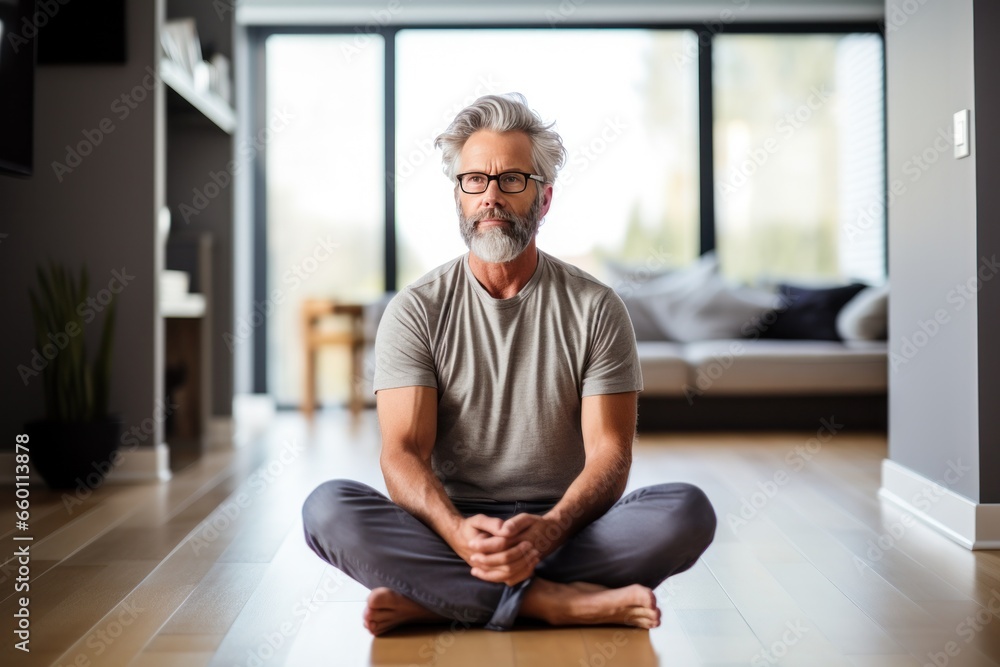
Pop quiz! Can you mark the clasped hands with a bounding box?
[449,513,562,587]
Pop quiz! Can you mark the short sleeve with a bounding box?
[371,291,438,393]
[581,290,644,396]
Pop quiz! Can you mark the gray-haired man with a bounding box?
[302,93,716,635]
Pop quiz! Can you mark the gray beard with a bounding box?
[458,197,542,264]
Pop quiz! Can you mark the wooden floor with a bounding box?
[3,410,1000,666]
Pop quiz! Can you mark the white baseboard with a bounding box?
[879,459,1000,550]
[0,442,171,486]
[105,442,172,483]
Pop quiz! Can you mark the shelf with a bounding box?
[160,58,236,134]
[162,293,207,318]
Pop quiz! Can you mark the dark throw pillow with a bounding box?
[760,282,868,341]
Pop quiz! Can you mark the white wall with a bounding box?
[886,0,998,503]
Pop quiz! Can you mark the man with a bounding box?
[302,93,716,635]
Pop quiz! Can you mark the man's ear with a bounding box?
[540,184,554,218]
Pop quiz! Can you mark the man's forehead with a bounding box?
[459,130,533,170]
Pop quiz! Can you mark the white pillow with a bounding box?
[620,252,780,342]
[836,283,889,341]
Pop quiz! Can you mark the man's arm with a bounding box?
[376,386,460,539]
[543,391,636,542]
[377,386,540,582]
[473,391,636,578]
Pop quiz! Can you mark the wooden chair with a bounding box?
[301,299,365,415]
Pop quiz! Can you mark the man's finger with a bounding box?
[499,513,538,537]
[468,534,512,554]
[470,541,536,568]
[470,564,535,586]
[467,514,506,536]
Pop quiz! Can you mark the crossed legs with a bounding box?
[301,479,716,634]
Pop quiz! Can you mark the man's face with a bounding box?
[455,130,552,264]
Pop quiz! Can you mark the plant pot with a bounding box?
[23,416,123,490]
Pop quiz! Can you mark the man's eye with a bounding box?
[466,175,486,184]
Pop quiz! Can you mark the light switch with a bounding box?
[954,109,970,159]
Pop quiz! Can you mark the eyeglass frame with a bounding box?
[455,171,546,194]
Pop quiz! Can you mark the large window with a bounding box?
[395,29,700,285]
[713,34,885,284]
[265,34,385,404]
[255,25,886,405]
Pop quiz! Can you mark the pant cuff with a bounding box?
[483,577,532,631]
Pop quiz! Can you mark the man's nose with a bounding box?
[480,179,506,206]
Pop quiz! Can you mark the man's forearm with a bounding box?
[542,446,631,550]
[381,448,463,544]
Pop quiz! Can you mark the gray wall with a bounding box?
[974,0,1000,504]
[165,123,235,419]
[886,0,998,502]
[0,0,162,446]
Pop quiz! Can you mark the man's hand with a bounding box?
[497,513,568,560]
[448,514,542,587]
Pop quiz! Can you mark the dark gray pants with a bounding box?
[301,479,716,631]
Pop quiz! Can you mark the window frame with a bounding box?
[248,21,885,396]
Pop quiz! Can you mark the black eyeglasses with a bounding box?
[456,171,545,194]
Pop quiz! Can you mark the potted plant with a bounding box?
[24,262,122,489]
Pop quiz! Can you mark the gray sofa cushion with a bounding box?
[634,342,688,396]
[680,339,888,395]
[620,252,780,342]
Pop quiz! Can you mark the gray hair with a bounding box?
[434,92,567,186]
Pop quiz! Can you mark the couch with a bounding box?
[614,253,889,431]
[359,253,889,431]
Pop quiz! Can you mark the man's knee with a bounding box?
[651,482,717,548]
[301,478,371,542]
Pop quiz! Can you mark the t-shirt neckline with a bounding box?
[463,250,547,309]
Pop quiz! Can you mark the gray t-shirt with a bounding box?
[372,249,643,502]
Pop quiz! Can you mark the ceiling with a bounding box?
[235,0,885,25]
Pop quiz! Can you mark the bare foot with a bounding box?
[363,587,445,636]
[520,578,661,629]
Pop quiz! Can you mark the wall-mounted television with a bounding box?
[0,0,35,177]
